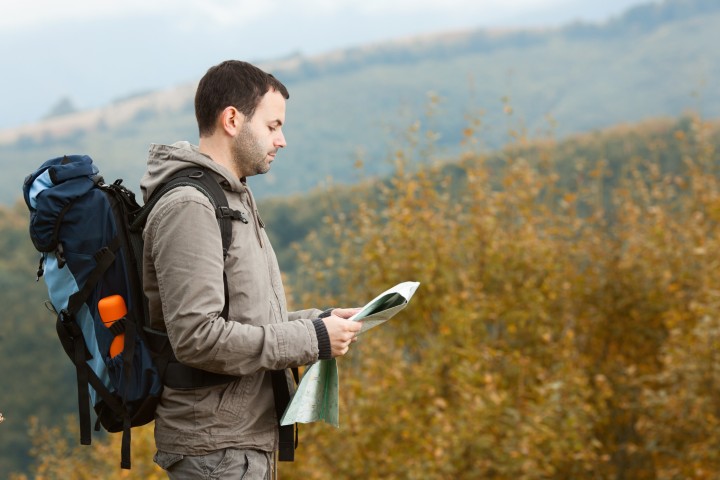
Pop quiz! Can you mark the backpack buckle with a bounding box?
[218,206,249,224]
[59,309,72,323]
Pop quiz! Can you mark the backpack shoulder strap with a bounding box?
[135,167,245,390]
[133,167,247,258]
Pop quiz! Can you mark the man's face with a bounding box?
[231,89,287,177]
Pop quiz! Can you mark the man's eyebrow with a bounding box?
[271,119,283,126]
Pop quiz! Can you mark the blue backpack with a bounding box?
[23,154,241,469]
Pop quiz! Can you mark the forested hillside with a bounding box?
[4,113,720,477]
[0,0,718,205]
[0,203,77,474]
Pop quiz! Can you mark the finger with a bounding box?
[333,307,362,319]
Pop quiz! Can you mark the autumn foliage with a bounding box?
[284,115,720,479]
[9,420,163,479]
[14,115,720,479]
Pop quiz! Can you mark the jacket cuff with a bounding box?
[312,319,332,360]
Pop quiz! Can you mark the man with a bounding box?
[141,60,362,479]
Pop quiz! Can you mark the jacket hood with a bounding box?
[140,141,245,202]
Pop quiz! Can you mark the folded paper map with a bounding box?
[280,281,420,427]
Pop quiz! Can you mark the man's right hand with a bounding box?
[322,314,363,357]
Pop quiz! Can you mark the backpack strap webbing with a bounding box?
[272,369,298,462]
[133,167,242,260]
[134,168,242,389]
[66,236,121,318]
[51,189,141,468]
[118,318,137,469]
[56,311,133,467]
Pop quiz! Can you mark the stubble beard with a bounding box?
[232,123,271,177]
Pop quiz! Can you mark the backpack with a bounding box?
[22,154,243,469]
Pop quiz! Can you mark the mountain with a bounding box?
[0,0,718,207]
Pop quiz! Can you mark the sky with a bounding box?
[0,0,654,130]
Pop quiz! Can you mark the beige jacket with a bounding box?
[141,141,323,454]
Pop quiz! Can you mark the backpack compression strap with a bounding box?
[55,309,132,464]
[53,233,123,451]
[44,178,145,469]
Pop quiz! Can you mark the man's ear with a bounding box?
[220,106,244,136]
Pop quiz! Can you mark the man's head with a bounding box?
[195,60,290,178]
[195,60,289,137]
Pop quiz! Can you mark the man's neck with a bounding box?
[198,136,242,179]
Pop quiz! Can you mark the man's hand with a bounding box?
[330,307,362,320]
[322,311,363,358]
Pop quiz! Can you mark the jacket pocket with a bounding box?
[217,376,252,423]
[153,450,184,471]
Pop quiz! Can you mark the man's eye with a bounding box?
[269,126,276,132]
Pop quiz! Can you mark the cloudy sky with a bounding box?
[0,0,653,129]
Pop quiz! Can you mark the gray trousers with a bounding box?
[154,448,275,480]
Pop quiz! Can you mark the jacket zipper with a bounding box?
[243,186,286,322]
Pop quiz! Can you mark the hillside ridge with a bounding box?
[1,0,718,206]
[2,0,714,146]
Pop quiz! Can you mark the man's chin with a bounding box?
[255,162,272,175]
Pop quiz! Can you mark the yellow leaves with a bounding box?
[275,115,720,479]
[15,418,163,479]
[589,164,606,179]
[563,192,577,204]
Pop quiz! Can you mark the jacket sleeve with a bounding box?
[288,308,323,322]
[146,188,319,376]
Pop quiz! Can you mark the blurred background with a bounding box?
[2,0,720,478]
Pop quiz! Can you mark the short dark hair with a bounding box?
[194,60,290,137]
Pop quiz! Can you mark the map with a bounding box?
[280,281,420,427]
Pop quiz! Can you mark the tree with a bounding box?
[281,114,720,479]
[10,419,163,480]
